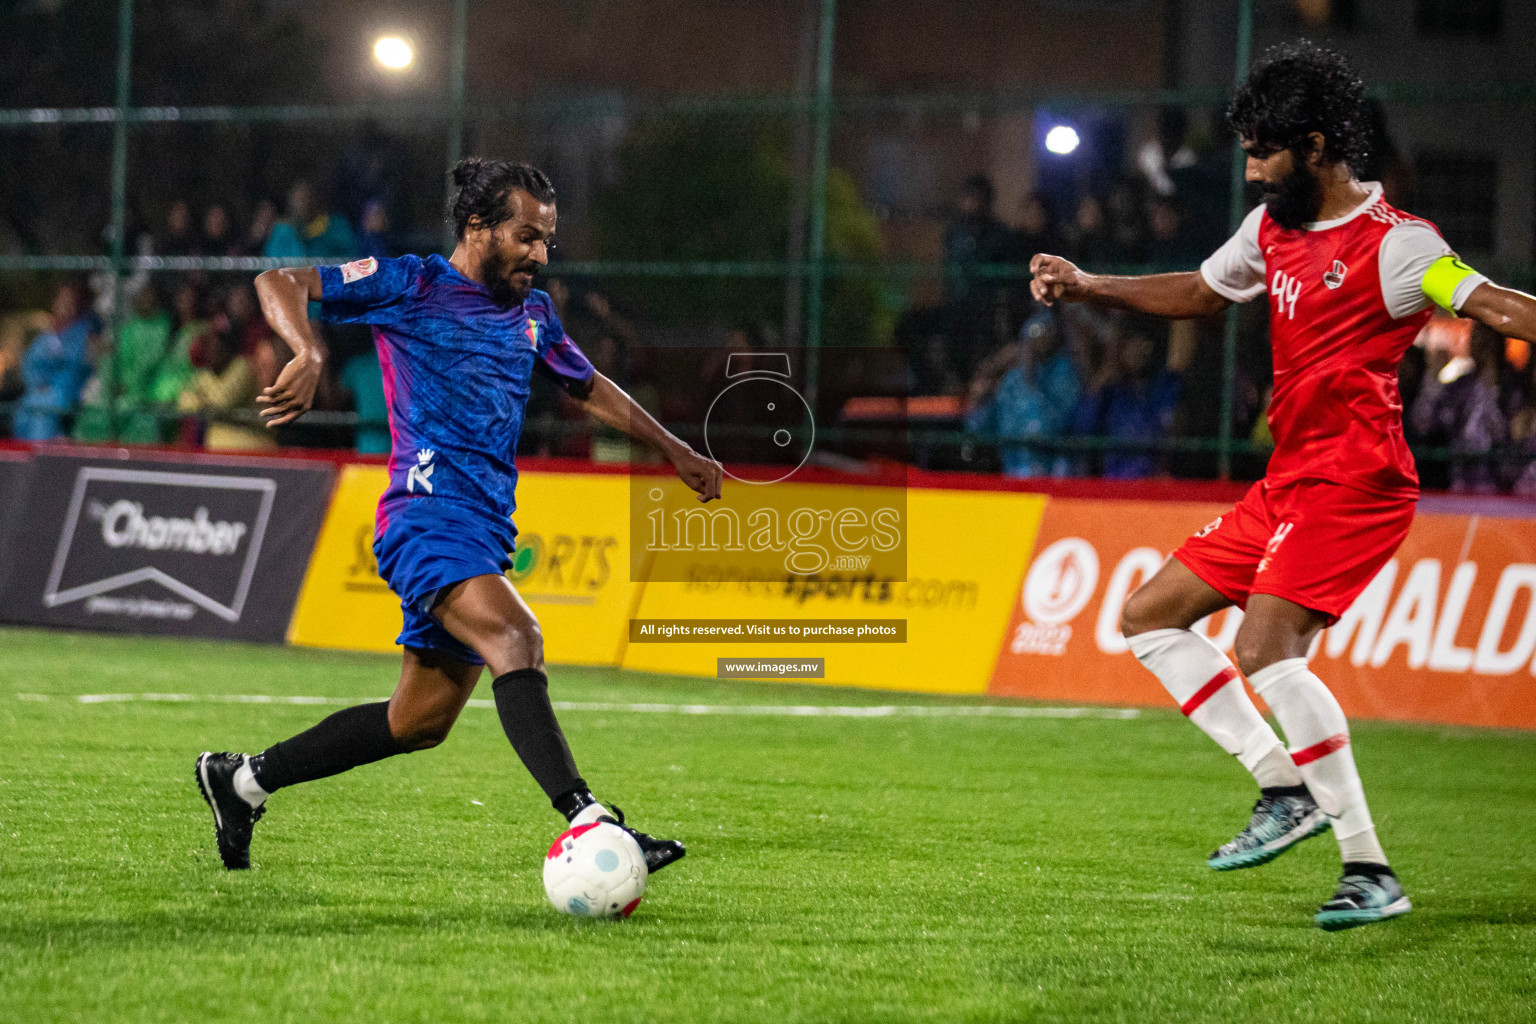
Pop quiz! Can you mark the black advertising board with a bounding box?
[0,452,334,642]
[0,453,33,597]
[0,452,30,533]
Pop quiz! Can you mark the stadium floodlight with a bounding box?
[1044,125,1080,155]
[374,36,414,70]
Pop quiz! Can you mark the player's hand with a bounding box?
[1029,253,1088,306]
[257,350,323,427]
[671,446,723,503]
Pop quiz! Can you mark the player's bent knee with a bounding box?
[401,731,448,752]
[481,622,544,677]
[387,700,459,751]
[1119,587,1161,639]
[1232,632,1283,679]
[392,715,454,751]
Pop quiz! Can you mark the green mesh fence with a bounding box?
[3,0,1535,482]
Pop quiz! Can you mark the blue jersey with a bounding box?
[318,254,595,525]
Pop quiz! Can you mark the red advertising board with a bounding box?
[989,496,1536,730]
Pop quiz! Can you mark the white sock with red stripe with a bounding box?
[1247,657,1387,866]
[1126,628,1299,786]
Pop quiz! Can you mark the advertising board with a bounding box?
[0,452,332,642]
[289,467,641,665]
[625,488,1046,695]
[989,497,1536,729]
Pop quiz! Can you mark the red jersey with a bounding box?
[1200,184,1482,499]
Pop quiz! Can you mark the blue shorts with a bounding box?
[373,497,517,665]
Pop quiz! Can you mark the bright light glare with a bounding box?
[374,36,413,70]
[1045,125,1080,155]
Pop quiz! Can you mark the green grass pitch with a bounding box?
[2,627,1534,1023]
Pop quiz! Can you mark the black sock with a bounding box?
[553,788,599,822]
[1260,784,1311,799]
[491,669,586,807]
[250,701,407,792]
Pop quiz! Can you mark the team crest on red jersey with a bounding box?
[1252,188,1437,499]
[1194,516,1222,538]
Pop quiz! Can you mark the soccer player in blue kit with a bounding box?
[196,158,722,872]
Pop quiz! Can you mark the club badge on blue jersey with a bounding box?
[407,449,436,494]
[316,252,595,518]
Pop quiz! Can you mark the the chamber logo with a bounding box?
[43,467,275,622]
[98,501,247,554]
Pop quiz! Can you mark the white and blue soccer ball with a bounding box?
[543,820,648,918]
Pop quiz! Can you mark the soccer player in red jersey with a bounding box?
[1030,41,1536,930]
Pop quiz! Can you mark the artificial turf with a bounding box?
[1,626,1534,1023]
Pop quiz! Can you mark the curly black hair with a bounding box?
[449,157,556,239]
[1228,40,1368,170]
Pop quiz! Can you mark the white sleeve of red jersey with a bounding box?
[1198,204,1267,303]
[1377,221,1490,319]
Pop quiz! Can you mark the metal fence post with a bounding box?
[104,0,135,436]
[802,0,836,408]
[443,0,469,253]
[782,0,820,349]
[1218,0,1253,479]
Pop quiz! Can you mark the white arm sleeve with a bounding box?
[1378,221,1489,318]
[1199,204,1268,303]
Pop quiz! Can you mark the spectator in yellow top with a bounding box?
[177,325,273,451]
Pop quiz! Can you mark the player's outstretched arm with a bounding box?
[577,371,723,502]
[253,267,326,426]
[1029,253,1229,320]
[1457,281,1536,344]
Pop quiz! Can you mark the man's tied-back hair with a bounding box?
[1228,40,1368,170]
[449,157,556,239]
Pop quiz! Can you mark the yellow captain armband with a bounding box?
[1422,254,1482,313]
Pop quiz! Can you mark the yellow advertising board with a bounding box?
[511,471,643,666]
[287,465,398,654]
[622,487,1046,694]
[288,466,640,666]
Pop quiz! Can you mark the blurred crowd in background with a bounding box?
[2,153,1535,494]
[4,0,1535,492]
[898,164,1536,494]
[0,166,648,462]
[0,177,393,456]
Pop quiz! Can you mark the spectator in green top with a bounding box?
[72,283,172,444]
[137,280,213,440]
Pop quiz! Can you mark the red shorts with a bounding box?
[1172,478,1415,626]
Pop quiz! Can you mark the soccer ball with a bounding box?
[543,821,648,918]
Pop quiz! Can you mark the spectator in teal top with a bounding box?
[264,181,357,260]
[340,348,390,454]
